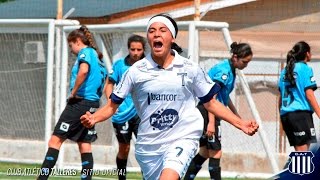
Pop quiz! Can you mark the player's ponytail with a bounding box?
[79,25,103,61]
[285,41,310,86]
[285,50,296,85]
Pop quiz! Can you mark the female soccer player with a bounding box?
[184,42,253,180]
[37,25,107,180]
[105,34,146,180]
[278,41,319,152]
[81,14,258,180]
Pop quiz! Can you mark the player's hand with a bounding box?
[80,111,95,128]
[241,120,259,136]
[206,121,215,138]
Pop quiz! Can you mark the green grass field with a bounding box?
[0,162,263,180]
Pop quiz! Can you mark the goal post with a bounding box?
[0,18,79,163]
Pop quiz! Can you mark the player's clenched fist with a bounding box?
[241,120,259,136]
[80,111,95,128]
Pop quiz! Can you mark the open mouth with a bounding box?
[153,41,163,50]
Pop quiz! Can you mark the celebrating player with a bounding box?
[37,25,107,180]
[80,14,258,180]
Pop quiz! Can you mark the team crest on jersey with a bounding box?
[150,109,179,130]
[310,76,315,83]
[288,151,314,175]
[221,74,228,80]
[79,53,86,59]
[183,59,193,66]
[136,62,147,71]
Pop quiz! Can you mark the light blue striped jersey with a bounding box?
[278,61,317,115]
[70,47,107,101]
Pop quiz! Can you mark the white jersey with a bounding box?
[113,50,215,155]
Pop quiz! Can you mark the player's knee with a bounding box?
[118,143,130,156]
[119,144,130,153]
[78,142,92,153]
[48,136,64,149]
[209,149,222,159]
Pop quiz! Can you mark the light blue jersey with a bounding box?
[109,56,137,124]
[278,62,317,115]
[207,59,236,106]
[70,47,107,101]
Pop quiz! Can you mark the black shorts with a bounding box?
[281,111,317,146]
[53,98,99,143]
[197,104,221,150]
[112,115,141,144]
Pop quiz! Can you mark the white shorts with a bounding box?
[135,139,199,180]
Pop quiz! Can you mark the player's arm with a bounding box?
[228,98,240,118]
[194,66,258,136]
[306,88,320,118]
[104,78,115,99]
[203,98,258,136]
[71,62,88,97]
[206,94,217,137]
[278,93,282,112]
[206,111,215,137]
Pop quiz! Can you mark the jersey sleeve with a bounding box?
[111,67,134,104]
[208,67,229,87]
[108,60,120,84]
[299,65,317,91]
[193,66,221,103]
[78,48,93,66]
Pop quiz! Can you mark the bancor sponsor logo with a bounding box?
[147,92,177,105]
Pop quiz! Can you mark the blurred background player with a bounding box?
[184,42,253,180]
[37,25,107,180]
[80,13,258,180]
[278,41,319,153]
[104,34,146,180]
